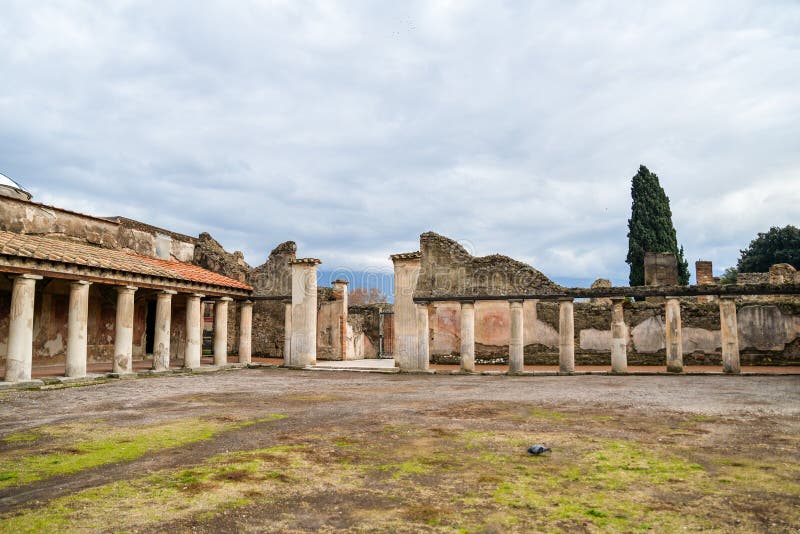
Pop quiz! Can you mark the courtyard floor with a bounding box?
[0,369,798,532]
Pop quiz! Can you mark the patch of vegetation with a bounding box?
[2,415,798,532]
[2,431,40,443]
[0,415,286,489]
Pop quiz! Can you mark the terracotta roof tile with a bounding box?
[0,230,252,291]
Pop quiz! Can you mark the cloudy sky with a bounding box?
[2,1,798,287]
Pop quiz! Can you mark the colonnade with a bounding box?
[2,273,253,383]
[417,295,743,374]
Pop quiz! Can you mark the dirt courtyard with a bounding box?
[0,369,798,533]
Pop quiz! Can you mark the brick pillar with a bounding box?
[696,261,715,304]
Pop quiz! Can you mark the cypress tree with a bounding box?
[626,165,690,286]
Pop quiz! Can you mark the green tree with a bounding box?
[625,165,690,286]
[736,225,800,272]
[719,266,738,285]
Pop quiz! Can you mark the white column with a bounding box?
[153,290,176,371]
[65,281,91,378]
[238,300,253,364]
[4,274,41,382]
[289,258,321,368]
[113,286,137,374]
[665,297,683,373]
[558,298,575,373]
[610,297,628,373]
[415,302,430,371]
[184,293,204,369]
[283,301,292,360]
[213,297,232,365]
[509,300,524,373]
[719,296,740,374]
[460,301,475,373]
[391,253,421,371]
[332,280,349,360]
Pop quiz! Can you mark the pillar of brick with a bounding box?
[288,258,321,368]
[390,252,422,370]
[459,301,475,373]
[332,279,349,360]
[696,261,715,304]
[610,297,628,373]
[665,297,683,373]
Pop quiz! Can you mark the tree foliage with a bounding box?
[736,225,800,273]
[719,266,738,285]
[625,165,690,286]
[348,287,387,305]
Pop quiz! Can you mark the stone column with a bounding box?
[152,290,176,371]
[65,281,91,378]
[213,297,232,366]
[238,300,253,364]
[558,298,575,374]
[719,296,740,374]
[509,300,524,373]
[390,253,421,370]
[415,302,430,371]
[4,274,41,382]
[113,286,137,374]
[665,297,683,373]
[184,293,204,369]
[289,258,321,368]
[283,301,292,361]
[332,279,349,360]
[610,297,628,373]
[459,301,475,373]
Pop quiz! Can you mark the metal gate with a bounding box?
[378,311,394,358]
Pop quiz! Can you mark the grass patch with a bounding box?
[0,415,286,489]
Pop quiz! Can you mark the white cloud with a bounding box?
[1,0,798,282]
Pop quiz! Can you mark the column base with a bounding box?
[666,365,683,373]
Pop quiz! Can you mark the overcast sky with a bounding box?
[2,1,798,286]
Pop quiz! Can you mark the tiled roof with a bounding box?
[0,230,252,291]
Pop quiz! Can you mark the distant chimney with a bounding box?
[695,260,715,304]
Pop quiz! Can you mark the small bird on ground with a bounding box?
[527,444,552,455]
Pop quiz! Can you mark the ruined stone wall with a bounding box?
[429,299,800,366]
[0,196,197,261]
[416,232,562,299]
[347,304,391,359]
[250,242,295,357]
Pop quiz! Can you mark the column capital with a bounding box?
[190,293,205,298]
[460,300,475,308]
[70,280,92,287]
[14,273,43,280]
[558,297,574,302]
[241,299,254,305]
[289,258,322,266]
[610,296,626,303]
[665,296,682,301]
[116,285,138,293]
[719,295,737,301]
[159,289,178,295]
[217,296,234,302]
[509,299,523,306]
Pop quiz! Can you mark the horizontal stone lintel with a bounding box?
[413,282,800,302]
[0,257,251,298]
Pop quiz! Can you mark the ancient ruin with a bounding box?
[1,179,799,384]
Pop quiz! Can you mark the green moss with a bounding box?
[2,431,40,443]
[0,443,307,532]
[526,408,567,421]
[0,415,287,489]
